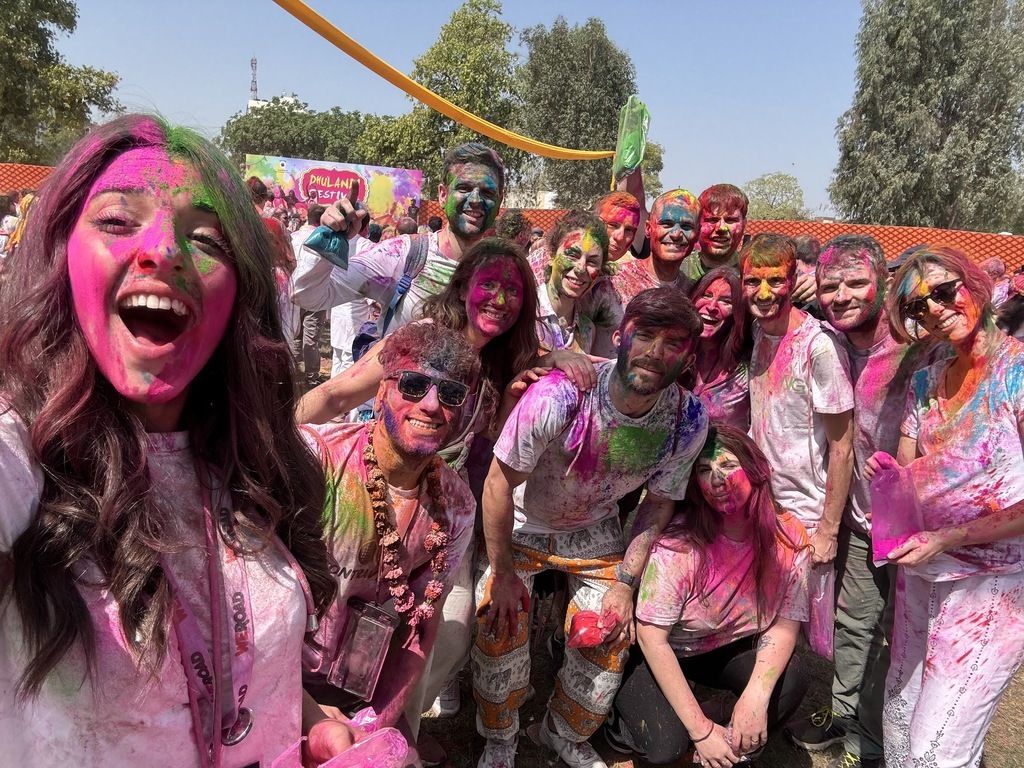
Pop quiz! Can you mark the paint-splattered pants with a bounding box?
[471,517,629,743]
[883,568,1024,767]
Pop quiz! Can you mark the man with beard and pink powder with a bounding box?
[786,236,940,768]
[473,287,709,768]
[291,143,505,336]
[741,234,855,642]
[301,322,479,747]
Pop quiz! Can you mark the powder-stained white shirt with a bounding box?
[0,410,307,768]
[494,362,708,535]
[748,313,854,532]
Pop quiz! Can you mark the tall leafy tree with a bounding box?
[746,172,810,220]
[355,0,524,192]
[516,17,636,208]
[218,98,366,165]
[831,0,1024,231]
[1,0,121,164]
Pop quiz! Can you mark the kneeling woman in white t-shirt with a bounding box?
[605,424,810,767]
[0,115,342,767]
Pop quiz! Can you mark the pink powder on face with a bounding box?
[464,258,524,339]
[67,147,237,411]
[379,363,460,457]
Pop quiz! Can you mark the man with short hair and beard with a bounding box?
[291,142,506,333]
[785,236,939,768]
[473,287,709,768]
[300,322,478,745]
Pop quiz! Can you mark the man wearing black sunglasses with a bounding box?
[301,322,481,743]
[473,287,709,768]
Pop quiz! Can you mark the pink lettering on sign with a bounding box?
[301,168,365,206]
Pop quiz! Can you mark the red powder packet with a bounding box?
[567,610,615,648]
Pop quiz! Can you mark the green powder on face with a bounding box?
[607,425,669,473]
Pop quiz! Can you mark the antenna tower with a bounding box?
[250,57,258,101]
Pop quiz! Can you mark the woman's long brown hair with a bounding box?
[0,114,335,697]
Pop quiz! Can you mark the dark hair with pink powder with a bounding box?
[0,114,334,696]
[816,234,887,286]
[621,286,703,340]
[379,322,481,386]
[887,245,995,343]
[665,424,806,628]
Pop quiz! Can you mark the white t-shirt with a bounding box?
[901,335,1024,581]
[841,333,942,533]
[291,231,455,335]
[0,411,307,768]
[748,313,854,532]
[494,362,708,535]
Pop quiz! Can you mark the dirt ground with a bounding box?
[421,642,1024,768]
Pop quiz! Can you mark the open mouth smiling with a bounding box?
[115,289,195,348]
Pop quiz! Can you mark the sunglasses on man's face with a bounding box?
[387,370,470,407]
[902,279,963,320]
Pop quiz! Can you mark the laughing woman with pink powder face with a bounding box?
[864,246,1024,768]
[0,115,346,767]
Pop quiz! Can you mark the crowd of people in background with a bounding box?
[1,114,1023,768]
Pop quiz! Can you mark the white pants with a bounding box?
[883,568,1024,767]
[405,538,477,737]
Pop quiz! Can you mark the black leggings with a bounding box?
[606,635,807,765]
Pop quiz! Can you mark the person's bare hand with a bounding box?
[506,367,549,400]
[864,451,900,481]
[887,529,958,567]
[304,716,363,767]
[693,722,739,768]
[808,529,838,564]
[476,570,530,639]
[542,349,597,390]
[320,195,368,240]
[598,582,635,645]
[792,272,817,305]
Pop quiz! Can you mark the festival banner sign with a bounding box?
[244,154,423,227]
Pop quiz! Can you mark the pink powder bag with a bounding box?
[869,468,923,566]
[804,562,835,660]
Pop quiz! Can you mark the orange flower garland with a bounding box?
[363,426,450,630]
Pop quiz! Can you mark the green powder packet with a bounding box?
[610,95,651,188]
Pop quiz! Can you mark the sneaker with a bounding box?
[826,752,884,768]
[786,707,848,751]
[527,721,608,768]
[477,735,518,768]
[428,676,461,718]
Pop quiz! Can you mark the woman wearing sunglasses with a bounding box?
[864,246,1024,767]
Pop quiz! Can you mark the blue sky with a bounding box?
[57,1,863,213]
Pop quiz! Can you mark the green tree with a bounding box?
[516,17,636,208]
[355,0,524,193]
[831,0,1024,231]
[0,0,121,164]
[746,172,811,220]
[218,97,365,165]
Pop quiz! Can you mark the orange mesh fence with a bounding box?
[419,200,1024,272]
[0,163,53,194]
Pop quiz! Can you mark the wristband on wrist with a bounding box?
[691,721,715,744]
